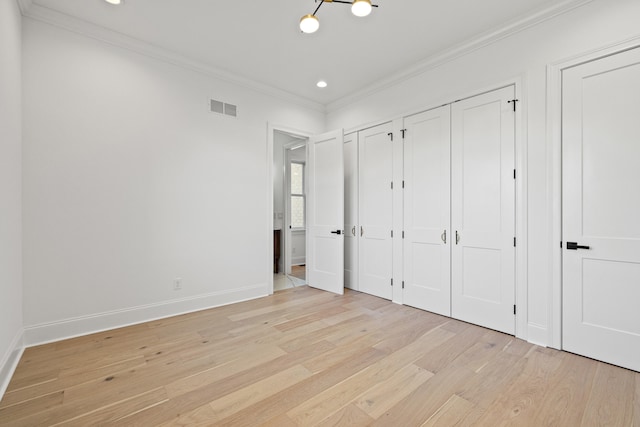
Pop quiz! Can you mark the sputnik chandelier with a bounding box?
[300,0,379,34]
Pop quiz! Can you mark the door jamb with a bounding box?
[267,123,313,295]
[284,140,308,276]
[546,37,640,349]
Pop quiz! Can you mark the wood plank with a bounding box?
[1,287,638,426]
[420,394,475,427]
[0,391,63,423]
[581,362,635,426]
[315,403,374,427]
[287,327,452,425]
[355,363,434,419]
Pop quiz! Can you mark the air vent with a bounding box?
[210,99,238,118]
[210,99,224,114]
[224,103,237,117]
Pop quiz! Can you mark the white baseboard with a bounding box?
[24,283,267,347]
[0,329,25,400]
[527,323,549,347]
[291,258,306,266]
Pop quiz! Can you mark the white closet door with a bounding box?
[562,47,640,372]
[359,122,394,300]
[403,106,451,316]
[451,86,516,335]
[307,129,344,295]
[344,133,358,290]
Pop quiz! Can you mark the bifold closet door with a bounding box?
[403,106,451,316]
[359,122,394,300]
[562,47,640,372]
[344,133,358,290]
[451,86,516,335]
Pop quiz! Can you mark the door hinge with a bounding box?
[391,181,393,190]
[402,280,405,289]
[402,231,405,239]
[401,129,407,139]
[514,305,517,315]
[560,241,563,248]
[391,230,394,238]
[514,237,516,247]
[508,99,519,112]
[388,132,393,141]
[513,169,516,180]
[391,278,394,287]
[402,180,405,189]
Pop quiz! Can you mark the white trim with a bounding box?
[291,257,306,266]
[23,284,266,347]
[527,323,549,347]
[267,124,314,296]
[16,0,32,14]
[546,35,640,350]
[20,4,324,113]
[0,329,25,400]
[327,0,595,113]
[513,77,529,342]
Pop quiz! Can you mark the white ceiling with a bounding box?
[26,0,578,106]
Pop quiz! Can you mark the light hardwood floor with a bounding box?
[1,286,638,426]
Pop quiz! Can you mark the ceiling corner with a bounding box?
[17,0,33,15]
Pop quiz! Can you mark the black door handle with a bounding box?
[330,230,342,235]
[567,241,590,250]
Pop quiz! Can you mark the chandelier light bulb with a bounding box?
[104,0,122,4]
[300,14,320,33]
[351,0,372,17]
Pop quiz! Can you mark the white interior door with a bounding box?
[403,106,451,316]
[344,133,359,290]
[307,129,344,295]
[562,47,640,372]
[359,122,394,300]
[451,86,516,335]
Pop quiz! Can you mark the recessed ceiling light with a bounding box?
[316,80,328,88]
[104,0,123,5]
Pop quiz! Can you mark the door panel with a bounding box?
[451,86,516,335]
[344,133,358,290]
[403,106,451,315]
[562,47,640,372]
[307,129,344,295]
[359,123,393,300]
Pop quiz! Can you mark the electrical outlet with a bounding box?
[174,277,182,290]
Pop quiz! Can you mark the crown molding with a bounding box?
[326,0,596,113]
[17,0,33,14]
[21,2,326,113]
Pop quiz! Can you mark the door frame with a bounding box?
[547,37,640,349]
[267,123,314,295]
[284,140,308,276]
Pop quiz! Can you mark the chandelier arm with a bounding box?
[317,0,379,7]
[312,0,326,16]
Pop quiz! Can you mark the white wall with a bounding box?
[22,19,325,344]
[0,0,24,396]
[327,0,640,346]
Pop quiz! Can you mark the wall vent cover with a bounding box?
[210,99,224,114]
[210,99,237,118]
[224,103,237,117]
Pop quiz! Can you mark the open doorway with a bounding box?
[273,130,307,291]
